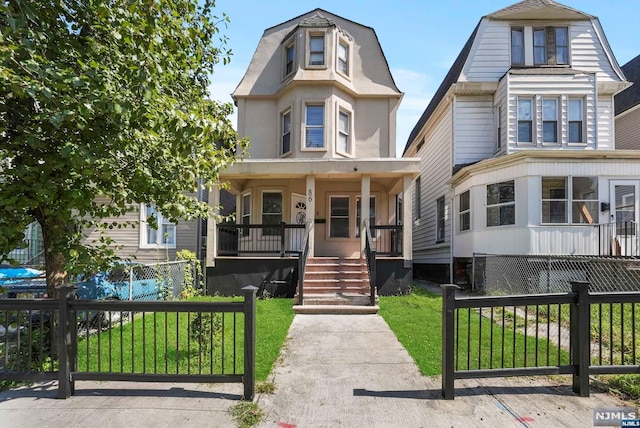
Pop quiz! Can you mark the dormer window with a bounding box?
[511,26,569,66]
[284,42,295,76]
[511,27,524,66]
[308,34,325,67]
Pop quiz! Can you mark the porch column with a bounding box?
[306,175,315,257]
[206,187,221,263]
[403,174,413,268]
[360,175,371,255]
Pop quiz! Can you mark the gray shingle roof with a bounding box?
[487,0,591,19]
[615,55,640,115]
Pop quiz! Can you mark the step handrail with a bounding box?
[297,221,312,305]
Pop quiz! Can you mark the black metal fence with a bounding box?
[442,281,640,399]
[371,225,402,256]
[0,285,257,399]
[217,223,305,257]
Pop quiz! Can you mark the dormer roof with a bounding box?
[487,0,592,21]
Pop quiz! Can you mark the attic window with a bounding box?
[308,33,325,67]
[534,27,569,65]
[284,41,295,76]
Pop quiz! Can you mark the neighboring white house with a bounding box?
[206,9,420,297]
[403,0,637,284]
[615,55,640,150]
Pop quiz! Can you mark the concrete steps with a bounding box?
[296,257,377,313]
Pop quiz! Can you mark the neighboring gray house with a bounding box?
[206,9,420,302]
[403,0,636,284]
[615,55,640,150]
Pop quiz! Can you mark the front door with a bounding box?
[610,181,639,256]
[290,194,307,252]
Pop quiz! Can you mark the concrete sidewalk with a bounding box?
[0,313,632,428]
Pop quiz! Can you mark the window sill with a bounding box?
[139,244,176,250]
[302,146,327,152]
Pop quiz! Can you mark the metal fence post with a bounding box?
[441,284,457,399]
[280,222,286,257]
[242,285,258,400]
[570,281,590,397]
[57,285,76,399]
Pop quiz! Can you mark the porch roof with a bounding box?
[220,158,420,180]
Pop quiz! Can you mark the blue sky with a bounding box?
[208,0,640,156]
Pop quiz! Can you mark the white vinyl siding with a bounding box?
[615,108,640,150]
[569,21,619,82]
[412,107,452,264]
[597,95,614,149]
[453,96,495,164]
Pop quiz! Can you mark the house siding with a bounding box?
[412,107,452,265]
[597,95,614,149]
[616,107,640,150]
[570,20,619,82]
[453,95,495,164]
[462,20,509,82]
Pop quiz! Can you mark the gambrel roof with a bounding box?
[487,0,592,20]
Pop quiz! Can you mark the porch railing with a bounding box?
[364,220,377,306]
[297,222,311,306]
[597,221,640,257]
[217,223,305,257]
[371,225,402,256]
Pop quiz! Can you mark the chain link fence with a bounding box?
[473,253,640,295]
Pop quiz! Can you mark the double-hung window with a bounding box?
[356,196,376,237]
[284,42,295,76]
[459,191,470,232]
[241,194,251,237]
[309,34,325,66]
[436,196,445,243]
[262,192,282,236]
[542,98,558,143]
[568,99,583,143]
[511,27,524,66]
[541,177,567,223]
[338,41,349,75]
[487,181,515,227]
[338,110,350,154]
[143,205,176,247]
[305,104,324,148]
[281,110,291,155]
[535,27,569,65]
[330,196,350,238]
[517,98,533,143]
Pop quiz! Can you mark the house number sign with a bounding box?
[308,189,313,203]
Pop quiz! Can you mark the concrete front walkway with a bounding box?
[256,314,631,428]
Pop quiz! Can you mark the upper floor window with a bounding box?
[534,27,569,65]
[511,27,524,65]
[284,42,295,76]
[487,181,515,227]
[141,204,176,247]
[338,41,349,76]
[309,34,325,67]
[281,109,291,155]
[568,99,583,143]
[459,191,470,232]
[496,106,503,150]
[262,192,282,236]
[305,104,324,148]
[542,98,558,143]
[337,110,351,155]
[436,196,445,243]
[517,98,533,143]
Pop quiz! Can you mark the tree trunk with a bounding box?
[40,219,68,299]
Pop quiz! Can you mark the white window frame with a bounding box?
[534,26,569,66]
[436,196,446,243]
[281,108,292,156]
[337,109,352,156]
[140,204,176,249]
[517,98,534,144]
[510,27,524,66]
[307,31,326,68]
[459,191,471,232]
[486,181,515,227]
[337,38,350,77]
[329,195,350,239]
[356,196,376,238]
[541,177,568,224]
[261,191,283,237]
[541,176,598,224]
[241,193,251,238]
[303,102,325,150]
[568,98,584,144]
[495,105,503,151]
[542,98,559,144]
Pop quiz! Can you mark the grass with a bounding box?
[379,287,568,375]
[229,401,264,428]
[76,296,294,382]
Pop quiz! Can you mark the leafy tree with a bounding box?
[0,0,247,296]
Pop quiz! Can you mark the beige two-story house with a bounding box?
[206,9,419,303]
